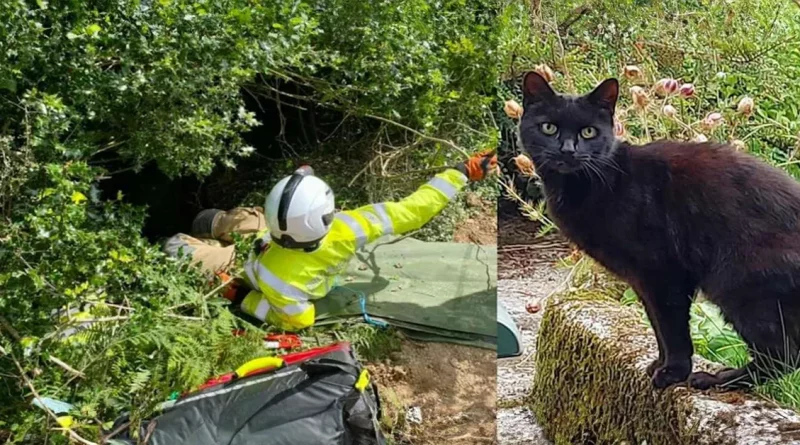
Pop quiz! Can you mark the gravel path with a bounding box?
[497,262,568,444]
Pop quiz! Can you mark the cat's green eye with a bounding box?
[541,122,558,135]
[581,127,598,139]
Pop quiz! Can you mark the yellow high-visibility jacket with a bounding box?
[240,168,468,330]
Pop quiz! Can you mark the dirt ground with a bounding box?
[454,193,498,245]
[368,194,497,445]
[368,342,497,444]
[498,210,572,280]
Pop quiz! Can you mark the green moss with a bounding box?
[529,291,701,445]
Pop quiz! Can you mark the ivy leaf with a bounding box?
[85,24,102,37]
[71,191,88,204]
[0,78,17,93]
[28,270,44,289]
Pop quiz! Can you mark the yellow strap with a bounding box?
[235,356,284,378]
[56,416,73,429]
[355,369,370,392]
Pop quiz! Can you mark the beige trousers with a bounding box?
[163,207,266,277]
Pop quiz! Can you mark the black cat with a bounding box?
[520,71,800,390]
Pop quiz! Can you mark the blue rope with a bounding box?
[333,285,388,329]
[359,292,389,329]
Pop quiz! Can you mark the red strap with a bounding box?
[192,342,352,393]
[281,342,350,366]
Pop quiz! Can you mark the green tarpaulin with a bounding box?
[314,237,497,350]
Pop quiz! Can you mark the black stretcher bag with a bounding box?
[109,342,385,445]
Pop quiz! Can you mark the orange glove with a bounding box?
[215,271,239,302]
[456,149,498,181]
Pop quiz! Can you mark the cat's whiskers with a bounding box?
[531,153,552,172]
[584,156,617,191]
[593,155,626,175]
[580,160,610,190]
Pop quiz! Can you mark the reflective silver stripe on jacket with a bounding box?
[336,213,368,248]
[373,203,393,235]
[427,177,458,200]
[274,301,312,316]
[253,299,270,321]
[243,257,259,290]
[255,261,313,302]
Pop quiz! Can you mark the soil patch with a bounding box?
[366,196,497,445]
[454,193,498,245]
[498,212,572,279]
[369,341,497,445]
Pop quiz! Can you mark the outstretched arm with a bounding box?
[334,150,497,246]
[352,168,468,239]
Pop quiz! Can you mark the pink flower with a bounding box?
[654,78,679,97]
[614,119,626,137]
[624,65,642,80]
[737,97,755,117]
[661,104,677,118]
[534,64,555,83]
[630,86,648,108]
[701,112,724,130]
[504,99,523,119]
[512,154,536,177]
[679,83,695,98]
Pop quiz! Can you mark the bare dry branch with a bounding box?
[49,356,86,379]
[9,352,99,445]
[0,315,21,341]
[364,114,471,158]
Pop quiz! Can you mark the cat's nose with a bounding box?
[560,140,576,155]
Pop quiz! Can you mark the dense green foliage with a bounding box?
[0,0,508,442]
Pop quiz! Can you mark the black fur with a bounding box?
[521,71,800,390]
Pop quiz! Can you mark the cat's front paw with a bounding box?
[651,363,691,388]
[687,371,722,390]
[646,358,663,377]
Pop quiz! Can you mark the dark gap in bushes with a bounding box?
[97,75,360,240]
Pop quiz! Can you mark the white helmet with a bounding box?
[265,166,335,251]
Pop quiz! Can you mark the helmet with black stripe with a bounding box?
[264,166,335,251]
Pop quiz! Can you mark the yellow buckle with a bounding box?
[355,369,370,392]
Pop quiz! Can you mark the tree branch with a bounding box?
[364,114,470,158]
[0,315,21,341]
[9,351,99,445]
[49,356,86,379]
[558,4,591,34]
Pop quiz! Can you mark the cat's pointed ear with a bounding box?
[587,78,619,112]
[522,71,556,104]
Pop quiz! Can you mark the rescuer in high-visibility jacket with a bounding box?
[166,150,497,331]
